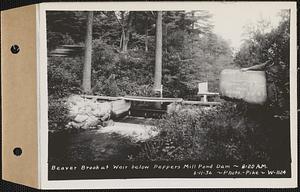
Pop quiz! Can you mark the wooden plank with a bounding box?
[124,95,183,103]
[131,108,166,113]
[81,95,122,100]
[61,44,84,48]
[197,92,219,96]
[182,101,221,106]
[49,45,84,57]
[81,95,220,106]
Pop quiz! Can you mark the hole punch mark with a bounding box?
[11,45,20,54]
[13,147,22,156]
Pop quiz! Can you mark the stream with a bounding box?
[49,130,138,162]
[48,116,157,163]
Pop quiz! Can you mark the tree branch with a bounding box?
[150,11,156,18]
[179,58,193,62]
[113,12,123,28]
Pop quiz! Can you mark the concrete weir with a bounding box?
[65,94,219,141]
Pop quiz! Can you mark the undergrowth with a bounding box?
[131,101,289,162]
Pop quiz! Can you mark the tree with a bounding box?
[153,11,163,96]
[46,11,86,50]
[234,10,290,114]
[114,11,134,54]
[47,10,233,98]
[82,11,94,93]
[145,16,149,52]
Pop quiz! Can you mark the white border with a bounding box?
[38,1,298,189]
[36,5,42,189]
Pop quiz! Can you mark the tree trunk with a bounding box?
[164,24,168,53]
[192,11,195,30]
[82,11,93,94]
[191,11,195,48]
[119,29,124,49]
[120,29,125,51]
[145,17,148,52]
[122,12,133,53]
[153,11,163,97]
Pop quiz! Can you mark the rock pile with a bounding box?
[66,95,112,129]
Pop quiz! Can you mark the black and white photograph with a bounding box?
[39,1,297,188]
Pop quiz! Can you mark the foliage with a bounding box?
[47,11,87,50]
[132,102,274,161]
[162,32,234,97]
[48,57,82,98]
[48,97,71,131]
[46,10,290,163]
[90,39,155,96]
[234,10,290,116]
[47,11,235,98]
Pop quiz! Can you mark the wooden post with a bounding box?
[203,95,208,102]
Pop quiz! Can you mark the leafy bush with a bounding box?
[48,97,71,132]
[91,39,156,97]
[92,39,120,79]
[132,101,274,161]
[234,11,290,117]
[48,57,82,98]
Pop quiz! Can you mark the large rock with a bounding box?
[167,102,182,114]
[220,69,267,104]
[74,114,88,123]
[66,95,112,129]
[111,99,131,118]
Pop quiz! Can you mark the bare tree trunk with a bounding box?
[145,17,149,52]
[122,12,133,53]
[119,29,124,49]
[153,11,163,97]
[120,29,125,51]
[191,11,195,49]
[82,11,93,94]
[164,24,168,53]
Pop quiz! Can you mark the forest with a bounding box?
[47,10,290,163]
[47,11,235,98]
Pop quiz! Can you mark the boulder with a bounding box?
[102,119,115,127]
[74,114,88,123]
[66,95,112,129]
[220,69,267,104]
[167,102,182,114]
[111,99,131,118]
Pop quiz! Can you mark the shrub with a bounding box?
[91,39,156,97]
[132,101,274,162]
[48,97,71,132]
[234,12,290,118]
[48,57,82,98]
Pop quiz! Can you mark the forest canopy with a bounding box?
[47,11,235,99]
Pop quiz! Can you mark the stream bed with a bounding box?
[49,130,138,162]
[49,117,157,162]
